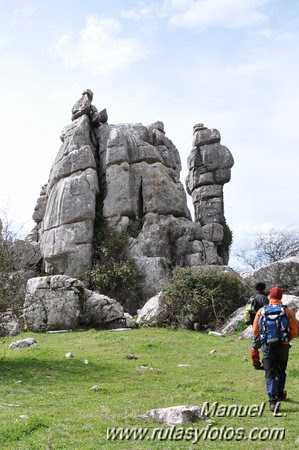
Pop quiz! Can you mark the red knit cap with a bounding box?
[270,287,283,300]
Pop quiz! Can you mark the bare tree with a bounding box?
[0,215,30,331]
[236,228,299,271]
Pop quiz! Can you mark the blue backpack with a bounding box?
[258,305,289,344]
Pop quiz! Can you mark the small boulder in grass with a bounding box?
[125,354,138,360]
[90,385,100,392]
[9,338,38,349]
[141,405,206,425]
[208,331,225,337]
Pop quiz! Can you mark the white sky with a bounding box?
[0,0,298,268]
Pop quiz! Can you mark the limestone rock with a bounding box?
[9,337,38,349]
[142,405,206,425]
[208,331,225,337]
[71,89,93,121]
[29,92,235,310]
[0,311,21,337]
[242,325,254,340]
[193,127,221,146]
[10,240,41,270]
[186,124,234,265]
[281,294,299,313]
[38,112,99,275]
[90,385,100,391]
[24,275,84,331]
[133,256,170,299]
[241,256,299,296]
[32,184,47,223]
[137,292,167,326]
[124,312,136,328]
[83,290,126,328]
[221,306,245,334]
[202,223,224,243]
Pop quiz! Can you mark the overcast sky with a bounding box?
[0,0,298,268]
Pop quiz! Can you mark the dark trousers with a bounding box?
[252,334,262,350]
[262,343,289,401]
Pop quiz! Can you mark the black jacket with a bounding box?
[253,293,269,313]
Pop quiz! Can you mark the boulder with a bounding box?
[83,290,126,328]
[241,256,299,296]
[221,306,245,334]
[0,311,21,337]
[281,294,299,313]
[137,292,168,326]
[142,405,205,425]
[124,312,136,328]
[242,325,254,340]
[224,294,299,338]
[23,275,131,331]
[24,275,84,331]
[9,337,38,349]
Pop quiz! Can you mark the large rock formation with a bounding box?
[28,90,234,306]
[186,123,234,264]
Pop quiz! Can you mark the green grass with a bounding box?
[0,328,298,449]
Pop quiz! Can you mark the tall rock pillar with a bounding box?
[37,90,101,275]
[186,124,234,264]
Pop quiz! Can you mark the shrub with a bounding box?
[162,267,245,329]
[85,223,143,314]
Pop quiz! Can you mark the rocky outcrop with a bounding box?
[242,256,299,296]
[186,124,234,264]
[29,90,234,306]
[33,90,102,276]
[23,275,129,331]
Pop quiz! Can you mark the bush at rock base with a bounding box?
[84,223,144,314]
[162,267,245,329]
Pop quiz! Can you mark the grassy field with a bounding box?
[0,328,298,449]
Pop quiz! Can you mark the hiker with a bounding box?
[245,282,269,369]
[252,286,298,412]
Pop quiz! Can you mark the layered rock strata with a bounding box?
[29,91,234,302]
[186,124,234,264]
[24,275,130,331]
[33,91,101,275]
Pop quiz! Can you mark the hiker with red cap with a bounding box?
[246,282,269,370]
[253,286,298,412]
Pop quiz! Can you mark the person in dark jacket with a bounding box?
[253,287,298,411]
[250,282,269,369]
